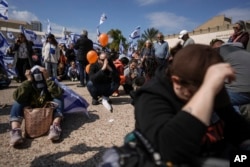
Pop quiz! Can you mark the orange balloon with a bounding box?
[87,50,98,64]
[99,33,109,47]
[85,64,91,74]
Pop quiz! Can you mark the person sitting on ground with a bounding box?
[228,20,249,49]
[67,61,79,81]
[210,39,250,114]
[112,54,129,97]
[9,65,64,146]
[133,44,250,165]
[86,52,120,112]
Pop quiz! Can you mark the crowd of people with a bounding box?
[5,19,250,166]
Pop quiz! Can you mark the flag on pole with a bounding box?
[47,19,52,34]
[99,13,107,25]
[20,26,43,48]
[129,26,140,39]
[119,40,124,54]
[0,0,8,20]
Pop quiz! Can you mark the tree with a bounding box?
[107,29,126,52]
[136,28,159,51]
[141,28,159,42]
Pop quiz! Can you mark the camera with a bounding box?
[31,66,46,89]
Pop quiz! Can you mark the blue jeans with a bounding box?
[87,80,120,99]
[77,61,88,85]
[45,62,58,78]
[227,90,250,113]
[10,98,64,123]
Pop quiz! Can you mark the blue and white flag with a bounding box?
[99,13,107,25]
[0,0,8,20]
[96,26,101,37]
[0,31,9,55]
[119,40,124,54]
[54,79,89,116]
[6,31,14,40]
[129,26,140,39]
[0,31,17,78]
[47,19,52,34]
[20,26,43,48]
[69,33,80,44]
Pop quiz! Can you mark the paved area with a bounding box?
[0,80,135,167]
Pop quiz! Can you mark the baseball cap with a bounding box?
[178,30,188,39]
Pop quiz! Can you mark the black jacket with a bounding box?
[134,67,250,164]
[88,60,120,84]
[74,35,93,65]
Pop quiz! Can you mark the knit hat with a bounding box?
[170,44,224,86]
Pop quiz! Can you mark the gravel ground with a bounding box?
[0,80,135,167]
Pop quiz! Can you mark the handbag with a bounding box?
[98,130,165,167]
[24,101,58,138]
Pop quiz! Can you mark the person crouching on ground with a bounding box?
[86,52,120,112]
[9,65,64,146]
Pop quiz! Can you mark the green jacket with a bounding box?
[13,80,63,107]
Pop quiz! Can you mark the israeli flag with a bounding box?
[6,31,14,40]
[129,26,140,40]
[47,19,52,34]
[69,33,80,44]
[54,79,89,116]
[0,0,8,20]
[20,26,43,48]
[0,32,17,78]
[99,13,107,25]
[0,31,9,55]
[119,40,124,54]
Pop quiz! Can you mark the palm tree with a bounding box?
[136,28,159,51]
[141,28,159,42]
[107,29,126,52]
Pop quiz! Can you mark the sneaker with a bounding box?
[74,78,78,81]
[48,125,61,141]
[71,78,74,82]
[92,98,99,105]
[10,128,23,146]
[102,96,113,112]
[77,84,85,87]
